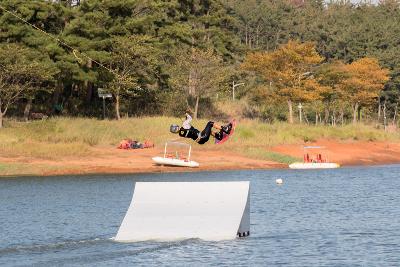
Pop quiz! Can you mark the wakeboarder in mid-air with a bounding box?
[170,109,235,145]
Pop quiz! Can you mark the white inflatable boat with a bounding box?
[152,141,199,168]
[289,162,340,169]
[288,146,340,169]
[152,156,199,167]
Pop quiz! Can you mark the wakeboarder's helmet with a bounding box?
[170,124,180,133]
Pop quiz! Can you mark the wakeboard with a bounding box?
[215,119,236,145]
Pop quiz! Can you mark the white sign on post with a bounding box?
[98,88,112,98]
[98,88,112,119]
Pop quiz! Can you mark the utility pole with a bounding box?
[298,103,303,123]
[232,81,245,101]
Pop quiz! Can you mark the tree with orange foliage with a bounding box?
[340,58,389,124]
[315,60,349,125]
[242,40,324,123]
[300,79,331,123]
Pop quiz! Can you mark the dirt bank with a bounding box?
[272,140,400,166]
[0,146,284,177]
[1,140,400,177]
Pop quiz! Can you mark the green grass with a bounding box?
[0,162,30,176]
[229,120,400,148]
[1,117,399,161]
[232,145,300,164]
[0,117,177,159]
[0,161,76,176]
[264,151,300,164]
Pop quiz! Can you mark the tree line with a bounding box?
[0,0,399,128]
[242,40,389,125]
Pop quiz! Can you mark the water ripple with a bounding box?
[1,166,400,266]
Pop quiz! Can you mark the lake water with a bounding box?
[1,165,400,266]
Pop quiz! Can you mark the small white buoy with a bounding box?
[275,178,283,185]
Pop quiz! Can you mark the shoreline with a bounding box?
[1,140,400,177]
[0,149,286,177]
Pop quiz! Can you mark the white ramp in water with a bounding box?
[115,181,250,242]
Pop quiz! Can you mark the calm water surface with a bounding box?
[1,165,400,266]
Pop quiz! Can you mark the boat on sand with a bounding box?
[152,141,199,167]
[289,146,340,169]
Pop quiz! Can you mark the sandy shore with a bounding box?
[1,140,400,176]
[272,140,400,166]
[0,147,285,177]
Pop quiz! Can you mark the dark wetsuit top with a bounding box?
[178,126,200,141]
[179,121,218,144]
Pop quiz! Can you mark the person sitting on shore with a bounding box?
[169,109,232,145]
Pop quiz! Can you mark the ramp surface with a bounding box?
[115,181,250,242]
